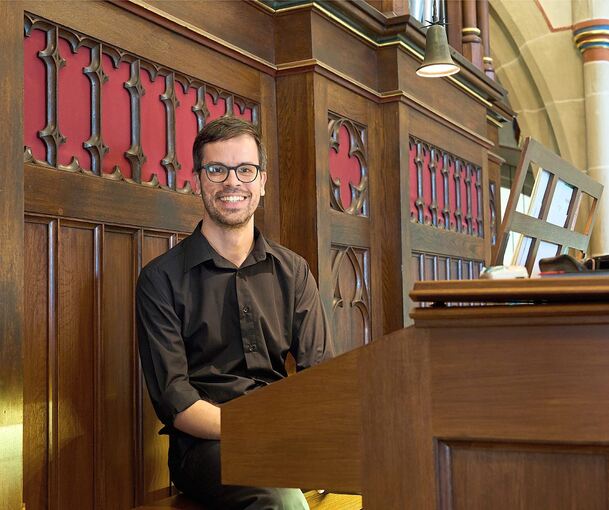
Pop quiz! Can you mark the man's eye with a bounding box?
[237,165,256,175]
[208,165,226,174]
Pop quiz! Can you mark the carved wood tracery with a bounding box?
[409,135,483,239]
[328,115,369,217]
[23,13,260,194]
[331,245,371,354]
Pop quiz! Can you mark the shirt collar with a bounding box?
[184,220,278,272]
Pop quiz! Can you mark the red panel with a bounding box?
[435,156,445,227]
[328,125,361,210]
[101,55,131,178]
[58,38,91,169]
[23,29,47,162]
[409,143,417,220]
[140,69,167,186]
[175,85,198,190]
[471,168,479,234]
[448,159,457,230]
[233,103,253,122]
[460,164,468,231]
[421,148,432,223]
[206,93,226,122]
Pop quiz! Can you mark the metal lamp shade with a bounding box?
[416,24,460,78]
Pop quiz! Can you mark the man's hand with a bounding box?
[174,400,221,440]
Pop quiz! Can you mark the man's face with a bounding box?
[198,134,267,229]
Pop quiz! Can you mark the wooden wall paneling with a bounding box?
[313,74,334,344]
[430,324,609,442]
[259,72,280,240]
[24,217,51,510]
[396,52,487,137]
[274,9,314,65]
[377,100,412,330]
[312,11,378,92]
[277,72,320,275]
[57,220,96,509]
[406,107,489,273]
[367,99,383,341]
[407,108,489,164]
[480,149,492,266]
[23,1,264,103]
[102,226,139,509]
[0,2,24,509]
[25,165,202,233]
[127,1,276,64]
[325,79,377,351]
[440,441,608,510]
[446,0,463,53]
[139,231,174,503]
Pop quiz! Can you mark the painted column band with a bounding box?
[573,19,609,62]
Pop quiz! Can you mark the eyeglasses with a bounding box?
[202,163,261,183]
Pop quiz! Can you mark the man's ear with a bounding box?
[193,171,202,195]
[260,171,267,197]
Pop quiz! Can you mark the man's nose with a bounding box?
[224,168,242,186]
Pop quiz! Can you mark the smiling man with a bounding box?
[136,116,333,509]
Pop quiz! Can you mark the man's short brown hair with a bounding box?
[193,116,267,175]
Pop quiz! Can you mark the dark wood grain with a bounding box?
[144,0,276,63]
[277,72,320,275]
[24,0,263,101]
[222,348,363,492]
[103,228,138,509]
[16,1,514,508]
[24,219,50,510]
[0,2,24,509]
[410,222,486,260]
[259,72,281,241]
[411,274,609,302]
[444,441,607,510]
[57,223,96,509]
[360,329,436,509]
[25,164,202,234]
[374,101,409,330]
[140,233,173,504]
[223,294,609,509]
[430,323,609,443]
[274,9,313,65]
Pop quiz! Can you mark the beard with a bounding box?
[201,189,258,229]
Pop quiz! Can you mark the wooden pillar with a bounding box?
[446,0,463,53]
[0,2,25,510]
[477,0,495,79]
[461,0,483,69]
[377,100,412,329]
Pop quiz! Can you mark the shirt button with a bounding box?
[247,344,257,352]
[242,305,250,314]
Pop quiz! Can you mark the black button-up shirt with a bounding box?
[136,222,333,429]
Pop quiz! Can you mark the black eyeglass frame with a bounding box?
[201,163,262,183]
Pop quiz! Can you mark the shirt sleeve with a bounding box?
[290,259,335,370]
[136,267,201,427]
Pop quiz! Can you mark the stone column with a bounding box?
[573,1,609,256]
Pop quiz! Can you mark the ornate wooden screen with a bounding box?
[20,4,275,509]
[7,1,511,509]
[408,135,487,282]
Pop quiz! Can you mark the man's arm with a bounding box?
[174,400,221,440]
[136,267,220,440]
[290,259,334,370]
